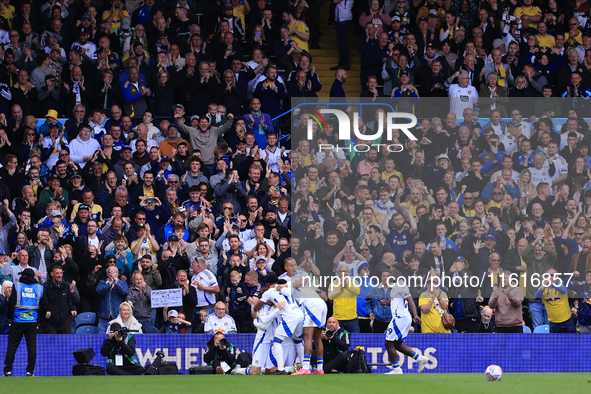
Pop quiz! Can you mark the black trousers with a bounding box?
[372,320,389,334]
[324,353,348,373]
[4,322,38,374]
[43,318,73,334]
[106,364,145,375]
[497,325,523,333]
[455,318,479,333]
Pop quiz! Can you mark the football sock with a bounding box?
[302,355,311,370]
[317,357,324,371]
[295,340,305,364]
[272,340,285,370]
[392,360,400,368]
[411,352,420,360]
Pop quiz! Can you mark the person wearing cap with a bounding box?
[38,174,70,211]
[70,27,98,60]
[40,120,69,170]
[100,321,144,375]
[3,267,49,377]
[158,124,189,158]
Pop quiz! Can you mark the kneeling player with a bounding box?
[383,264,428,374]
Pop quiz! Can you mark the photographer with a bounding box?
[321,317,350,374]
[100,322,145,375]
[203,332,238,374]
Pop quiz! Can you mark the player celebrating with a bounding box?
[382,264,428,374]
[233,289,280,375]
[253,275,305,375]
[277,258,328,375]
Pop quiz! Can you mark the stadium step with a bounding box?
[313,3,365,98]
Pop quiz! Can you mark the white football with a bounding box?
[485,365,503,381]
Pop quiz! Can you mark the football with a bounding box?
[485,365,503,381]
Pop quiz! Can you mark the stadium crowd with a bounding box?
[0,0,590,348]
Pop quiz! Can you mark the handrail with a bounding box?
[272,101,397,123]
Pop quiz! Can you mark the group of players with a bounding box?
[232,258,428,375]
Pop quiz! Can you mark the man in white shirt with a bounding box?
[446,70,479,120]
[545,141,568,187]
[204,301,237,334]
[190,259,219,312]
[499,121,521,156]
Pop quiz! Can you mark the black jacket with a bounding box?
[322,326,350,362]
[203,336,237,365]
[448,284,481,322]
[42,280,76,326]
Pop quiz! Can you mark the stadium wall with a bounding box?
[1,334,589,376]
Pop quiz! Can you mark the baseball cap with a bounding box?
[167,309,179,318]
[110,322,122,331]
[21,41,31,49]
[256,255,267,262]
[49,174,60,181]
[78,204,90,211]
[121,17,131,30]
[492,38,504,49]
[121,146,132,151]
[48,122,59,128]
[406,173,418,179]
[437,154,450,161]
[509,121,521,127]
[190,115,200,121]
[427,14,437,19]
[168,123,178,130]
[70,171,82,179]
[19,268,36,278]
[224,3,233,10]
[177,141,188,147]
[79,28,90,35]
[391,16,401,22]
[484,234,496,241]
[173,104,185,111]
[81,14,92,20]
[584,189,591,197]
[0,249,6,256]
[161,155,171,162]
[455,256,467,262]
[418,16,428,23]
[95,47,107,54]
[50,209,62,217]
[584,30,591,38]
[399,69,410,76]
[167,235,179,242]
[237,138,246,145]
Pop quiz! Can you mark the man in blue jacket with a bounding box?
[364,269,393,334]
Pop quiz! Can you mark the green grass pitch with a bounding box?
[1,374,590,394]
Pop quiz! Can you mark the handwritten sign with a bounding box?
[151,288,183,308]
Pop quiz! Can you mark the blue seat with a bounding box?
[143,326,158,334]
[522,326,532,333]
[76,326,101,334]
[533,325,550,333]
[75,312,97,328]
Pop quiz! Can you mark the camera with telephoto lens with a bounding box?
[115,327,130,339]
[325,330,334,338]
[219,338,230,348]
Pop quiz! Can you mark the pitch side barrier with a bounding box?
[0,334,588,376]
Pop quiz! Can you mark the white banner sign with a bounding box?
[151,288,183,308]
